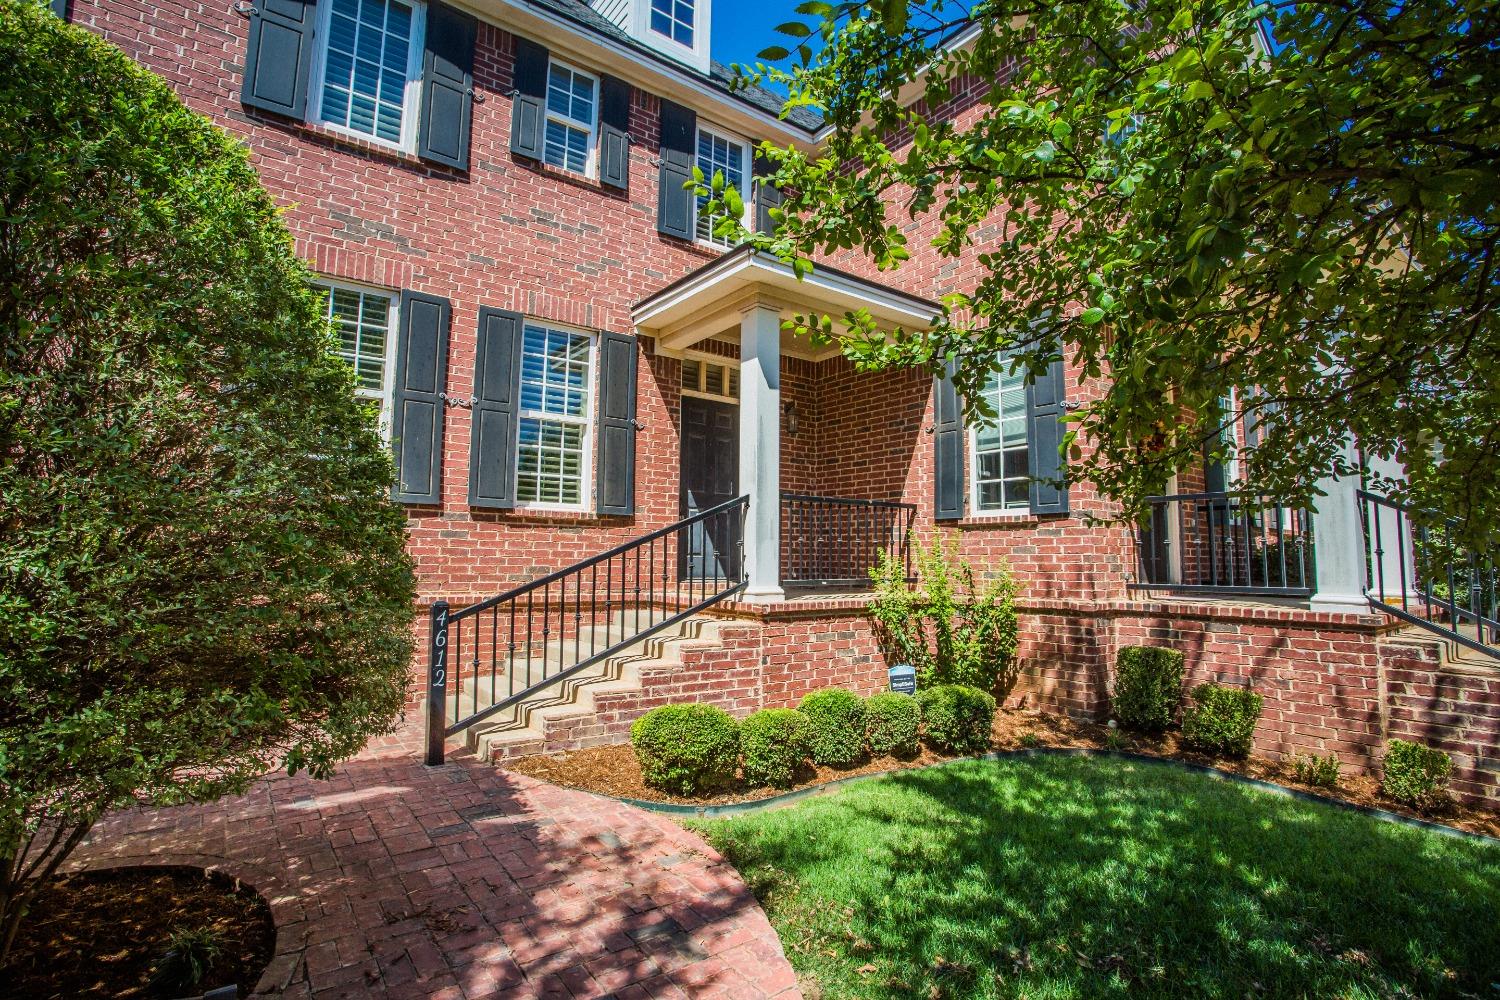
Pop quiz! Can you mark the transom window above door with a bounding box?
[516,324,595,507]
[314,0,425,147]
[694,128,749,247]
[319,282,399,436]
[544,62,598,176]
[971,366,1031,512]
[681,357,738,402]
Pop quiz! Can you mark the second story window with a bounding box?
[695,127,748,247]
[314,0,425,148]
[544,62,598,176]
[650,0,694,47]
[971,366,1031,513]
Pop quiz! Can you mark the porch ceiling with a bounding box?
[631,247,941,360]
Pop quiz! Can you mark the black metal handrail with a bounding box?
[1358,489,1498,659]
[1130,491,1315,596]
[781,492,916,587]
[425,495,749,764]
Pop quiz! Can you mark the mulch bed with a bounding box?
[502,707,1500,837]
[0,865,275,1000]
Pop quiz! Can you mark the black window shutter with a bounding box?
[510,36,548,159]
[598,75,632,191]
[656,99,696,240]
[1027,354,1071,515]
[240,0,317,119]
[418,2,476,170]
[753,148,784,234]
[392,291,451,505]
[933,359,964,521]
[468,308,524,509]
[49,0,68,19]
[595,331,639,515]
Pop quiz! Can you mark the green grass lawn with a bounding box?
[695,756,1500,1000]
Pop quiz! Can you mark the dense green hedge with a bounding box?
[866,692,920,757]
[741,708,813,788]
[1112,646,1184,732]
[1181,684,1262,757]
[630,704,741,795]
[798,688,869,766]
[917,684,996,754]
[1382,739,1453,811]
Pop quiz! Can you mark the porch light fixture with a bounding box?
[783,400,798,436]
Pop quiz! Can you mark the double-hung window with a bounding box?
[313,0,425,148]
[694,127,749,247]
[544,61,598,176]
[320,282,400,436]
[970,365,1031,513]
[516,324,595,508]
[649,0,694,47]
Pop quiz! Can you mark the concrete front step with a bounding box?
[445,615,728,760]
[1391,624,1499,670]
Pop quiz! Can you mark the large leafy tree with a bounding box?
[728,0,1498,542]
[0,0,415,960]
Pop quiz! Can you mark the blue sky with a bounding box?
[709,0,807,67]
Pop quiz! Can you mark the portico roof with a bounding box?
[631,247,941,360]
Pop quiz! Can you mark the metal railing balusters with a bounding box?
[779,493,917,587]
[1133,492,1314,596]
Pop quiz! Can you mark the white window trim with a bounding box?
[317,278,401,442]
[966,366,1032,518]
[693,125,753,250]
[513,322,598,513]
[543,58,600,179]
[308,0,427,153]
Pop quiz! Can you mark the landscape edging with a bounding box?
[589,747,1500,844]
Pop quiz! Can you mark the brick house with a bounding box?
[56,0,1498,801]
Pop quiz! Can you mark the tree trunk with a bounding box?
[0,818,95,968]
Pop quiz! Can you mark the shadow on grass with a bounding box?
[702,755,1500,1000]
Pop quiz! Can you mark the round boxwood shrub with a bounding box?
[866,693,920,758]
[797,688,869,766]
[1112,646,1185,732]
[1382,738,1453,812]
[630,704,740,795]
[917,684,996,754]
[740,708,813,789]
[1181,684,1263,758]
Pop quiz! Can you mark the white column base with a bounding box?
[740,585,787,604]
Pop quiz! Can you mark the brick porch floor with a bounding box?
[68,726,801,999]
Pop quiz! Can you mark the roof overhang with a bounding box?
[632,247,940,360]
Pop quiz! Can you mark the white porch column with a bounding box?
[1310,438,1370,614]
[739,300,784,603]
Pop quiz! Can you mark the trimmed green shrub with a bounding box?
[1382,739,1453,811]
[630,704,741,795]
[740,709,813,789]
[917,684,996,754]
[866,693,921,758]
[1292,753,1341,789]
[1112,646,1184,732]
[798,689,869,766]
[1181,684,1263,757]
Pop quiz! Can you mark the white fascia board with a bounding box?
[459,0,818,150]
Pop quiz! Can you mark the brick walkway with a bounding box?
[70,727,801,999]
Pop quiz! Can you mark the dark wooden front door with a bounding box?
[679,396,739,580]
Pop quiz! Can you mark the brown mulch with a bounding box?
[503,707,1500,838]
[0,866,275,1000]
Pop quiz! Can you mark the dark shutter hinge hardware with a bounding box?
[233,1,255,15]
[1063,400,1085,412]
[470,88,484,104]
[631,419,646,431]
[440,392,475,409]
